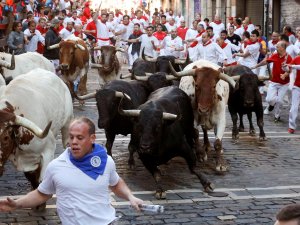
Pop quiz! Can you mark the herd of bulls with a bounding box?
[0,40,270,201]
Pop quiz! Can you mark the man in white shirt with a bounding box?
[165,18,177,34]
[160,29,184,58]
[295,30,300,49]
[59,21,74,40]
[268,31,280,54]
[24,20,45,52]
[138,26,159,57]
[234,18,244,38]
[216,37,240,66]
[280,34,300,59]
[194,32,227,64]
[132,10,148,32]
[209,15,225,37]
[0,117,143,225]
[96,13,111,47]
[233,30,260,73]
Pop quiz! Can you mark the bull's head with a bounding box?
[0,102,52,176]
[48,41,86,70]
[92,46,123,72]
[0,52,15,70]
[232,74,268,108]
[95,90,132,129]
[119,104,177,154]
[169,62,235,115]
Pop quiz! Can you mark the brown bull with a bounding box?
[49,39,89,96]
[91,46,122,86]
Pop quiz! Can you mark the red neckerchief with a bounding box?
[74,31,81,37]
[162,21,166,24]
[210,35,214,40]
[247,40,257,45]
[133,30,143,36]
[244,25,248,31]
[236,25,241,29]
[197,30,205,37]
[101,20,106,24]
[272,40,279,45]
[72,17,77,20]
[203,40,212,46]
[221,42,227,49]
[53,27,60,35]
[66,27,73,32]
[287,32,293,37]
[214,20,222,25]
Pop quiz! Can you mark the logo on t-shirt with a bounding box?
[90,156,101,167]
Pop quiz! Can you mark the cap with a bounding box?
[50,18,60,26]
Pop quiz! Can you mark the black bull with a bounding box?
[119,86,213,199]
[225,65,266,141]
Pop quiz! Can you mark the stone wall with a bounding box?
[281,0,300,30]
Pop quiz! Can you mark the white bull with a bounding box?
[170,59,235,171]
[0,68,73,209]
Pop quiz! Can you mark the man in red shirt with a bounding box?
[286,55,300,133]
[253,41,292,122]
[84,12,97,38]
[83,1,91,20]
[36,17,48,54]
[176,20,188,41]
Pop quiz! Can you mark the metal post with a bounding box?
[264,0,270,37]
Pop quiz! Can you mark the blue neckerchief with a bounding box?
[69,144,108,180]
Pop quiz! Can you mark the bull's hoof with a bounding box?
[155,190,166,199]
[259,136,267,141]
[239,127,245,132]
[128,162,136,170]
[198,152,208,162]
[204,182,215,193]
[203,144,211,153]
[216,164,227,172]
[33,202,46,212]
[232,134,239,140]
[249,129,256,136]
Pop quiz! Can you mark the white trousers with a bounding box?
[128,44,139,69]
[265,81,289,118]
[289,86,300,129]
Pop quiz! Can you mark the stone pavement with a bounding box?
[1,64,300,224]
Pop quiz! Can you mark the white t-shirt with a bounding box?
[238,42,260,68]
[286,44,300,59]
[209,21,225,36]
[115,23,134,41]
[295,40,300,50]
[165,23,177,33]
[24,29,45,52]
[59,28,74,40]
[160,36,183,58]
[38,149,120,225]
[194,41,227,64]
[138,34,159,57]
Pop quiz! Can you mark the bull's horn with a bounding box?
[174,58,187,64]
[169,61,195,77]
[258,76,270,81]
[231,75,240,81]
[93,46,102,50]
[91,63,103,68]
[142,47,157,62]
[145,73,153,76]
[76,91,97,100]
[119,109,141,117]
[115,91,131,100]
[165,75,179,80]
[15,116,52,139]
[0,51,15,70]
[75,43,86,50]
[162,112,177,120]
[133,75,149,81]
[47,43,60,50]
[120,73,132,79]
[116,47,125,52]
[219,73,236,88]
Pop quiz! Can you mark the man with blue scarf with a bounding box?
[0,117,143,225]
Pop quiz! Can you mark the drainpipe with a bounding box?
[264,0,270,37]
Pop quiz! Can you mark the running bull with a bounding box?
[119,86,214,199]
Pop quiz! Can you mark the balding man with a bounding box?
[253,41,292,121]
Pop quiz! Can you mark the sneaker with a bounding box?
[288,128,295,134]
[268,105,275,112]
[274,116,280,123]
[264,107,269,115]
